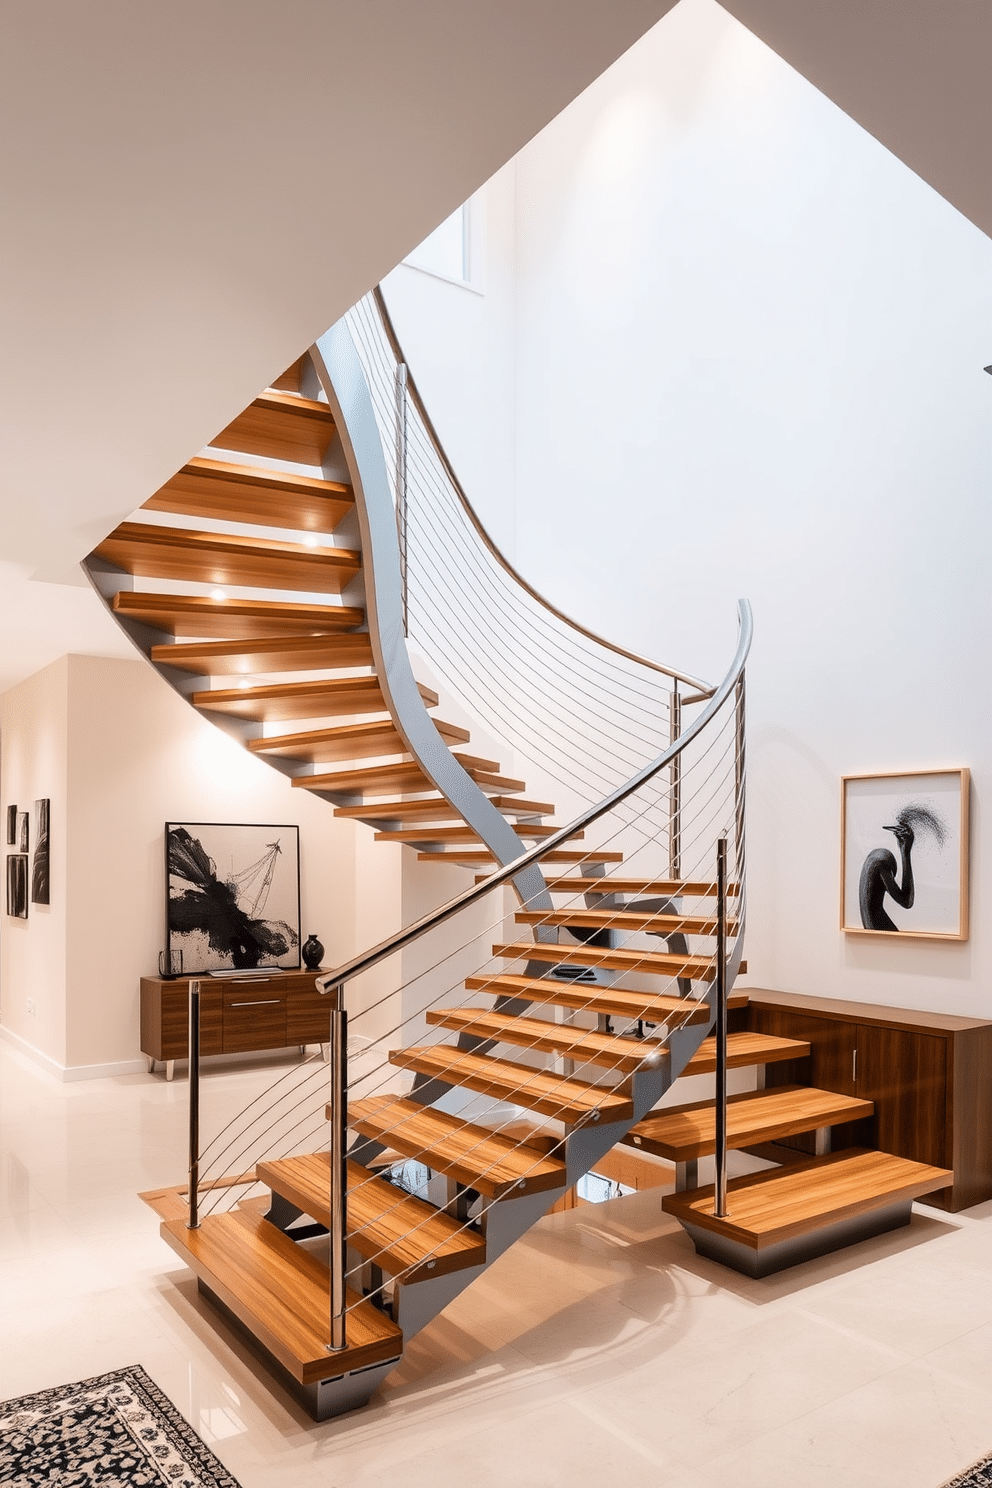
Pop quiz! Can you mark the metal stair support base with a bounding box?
[393,1262,488,1342]
[680,1200,915,1280]
[197,1280,401,1423]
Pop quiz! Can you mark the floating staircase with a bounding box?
[113,291,950,1421]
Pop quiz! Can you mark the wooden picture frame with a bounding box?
[165,821,301,974]
[841,768,969,941]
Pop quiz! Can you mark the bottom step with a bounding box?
[161,1208,402,1386]
[662,1148,952,1277]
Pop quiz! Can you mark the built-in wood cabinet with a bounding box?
[140,970,330,1076]
[747,989,992,1212]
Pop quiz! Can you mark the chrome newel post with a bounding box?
[187,979,201,1230]
[669,687,682,880]
[714,840,729,1219]
[328,983,348,1351]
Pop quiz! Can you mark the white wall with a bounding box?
[511,0,991,1017]
[1,654,407,1077]
[378,0,992,1021]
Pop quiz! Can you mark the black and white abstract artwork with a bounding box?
[842,769,969,941]
[16,812,28,854]
[5,805,16,845]
[6,854,28,919]
[32,798,50,905]
[166,822,301,973]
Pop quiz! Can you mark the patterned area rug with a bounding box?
[943,1455,992,1488]
[0,1365,241,1487]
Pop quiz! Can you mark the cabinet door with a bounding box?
[856,1026,947,1169]
[222,991,287,1052]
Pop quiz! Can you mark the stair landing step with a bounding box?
[662,1148,953,1273]
[160,1208,401,1383]
[426,1006,667,1075]
[111,591,364,640]
[256,1154,485,1283]
[143,455,353,533]
[624,1085,874,1164]
[463,973,715,1026]
[390,1045,633,1126]
[347,1095,566,1199]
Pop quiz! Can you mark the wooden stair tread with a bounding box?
[624,1085,875,1163]
[269,357,306,394]
[680,1031,811,1077]
[256,1154,485,1282]
[463,972,712,1025]
[209,389,336,465]
[494,941,718,980]
[94,522,360,594]
[143,455,352,533]
[347,1095,566,1199]
[256,717,468,765]
[661,1148,953,1248]
[420,849,622,866]
[375,824,565,845]
[516,909,737,935]
[152,632,373,676]
[160,1208,401,1382]
[195,676,436,723]
[544,878,739,897]
[111,591,363,639]
[335,796,552,823]
[306,756,523,798]
[426,1006,667,1075]
[390,1045,634,1126]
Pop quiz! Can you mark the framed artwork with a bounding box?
[6,855,28,918]
[165,822,301,974]
[841,769,969,941]
[6,805,16,846]
[16,812,28,854]
[32,798,50,905]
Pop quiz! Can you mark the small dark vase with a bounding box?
[301,933,324,971]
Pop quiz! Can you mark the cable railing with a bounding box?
[178,286,750,1371]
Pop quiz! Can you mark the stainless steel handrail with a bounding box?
[318,598,751,996]
[371,287,715,697]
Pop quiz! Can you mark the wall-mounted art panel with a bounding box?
[6,854,28,918]
[841,769,969,941]
[165,822,301,974]
[31,798,50,905]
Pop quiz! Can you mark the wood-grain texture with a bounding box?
[143,456,353,532]
[347,1095,566,1198]
[624,1085,874,1162]
[95,522,360,593]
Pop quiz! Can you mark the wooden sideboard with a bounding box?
[140,969,330,1079]
[744,988,992,1212]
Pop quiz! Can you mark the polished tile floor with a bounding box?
[2,1038,990,1488]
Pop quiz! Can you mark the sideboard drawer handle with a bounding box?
[230,999,281,1008]
[230,977,272,983]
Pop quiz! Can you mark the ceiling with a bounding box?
[719,0,992,238]
[0,0,679,692]
[0,0,989,695]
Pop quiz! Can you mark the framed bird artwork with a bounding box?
[840,769,969,941]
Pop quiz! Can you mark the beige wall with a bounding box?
[1,654,409,1078]
[0,657,70,1068]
